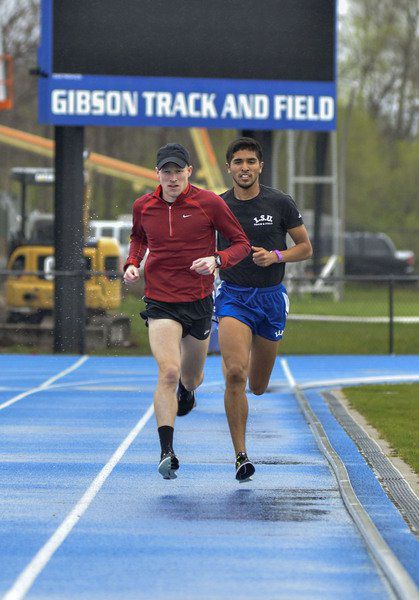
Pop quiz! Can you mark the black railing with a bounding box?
[1,271,418,354]
[283,274,419,355]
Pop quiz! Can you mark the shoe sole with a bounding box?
[236,461,255,483]
[158,455,179,480]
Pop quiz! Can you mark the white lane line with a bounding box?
[3,402,155,600]
[280,360,297,390]
[0,356,89,412]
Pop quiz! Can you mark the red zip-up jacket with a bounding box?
[124,183,251,302]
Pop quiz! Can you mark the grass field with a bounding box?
[282,282,419,354]
[119,282,419,355]
[290,283,418,316]
[342,383,419,474]
[280,320,419,354]
[1,281,418,355]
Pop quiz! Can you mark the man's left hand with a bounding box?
[251,246,278,267]
[190,256,216,275]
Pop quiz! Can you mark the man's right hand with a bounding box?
[123,264,140,283]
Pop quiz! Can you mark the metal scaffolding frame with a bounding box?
[273,130,343,300]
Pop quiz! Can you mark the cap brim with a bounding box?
[157,157,188,169]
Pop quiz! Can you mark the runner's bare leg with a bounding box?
[248,335,280,395]
[180,333,211,392]
[218,316,252,454]
[148,318,183,426]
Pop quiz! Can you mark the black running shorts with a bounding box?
[140,295,214,340]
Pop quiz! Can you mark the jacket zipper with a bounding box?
[168,205,173,237]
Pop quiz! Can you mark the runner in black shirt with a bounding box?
[215,137,312,481]
[218,185,303,287]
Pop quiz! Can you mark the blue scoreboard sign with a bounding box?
[38,0,336,130]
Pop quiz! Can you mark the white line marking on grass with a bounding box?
[288,314,419,324]
[299,373,419,390]
[0,356,89,412]
[3,402,155,600]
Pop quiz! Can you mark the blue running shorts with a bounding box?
[214,281,289,341]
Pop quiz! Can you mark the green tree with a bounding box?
[340,0,418,141]
[343,106,419,257]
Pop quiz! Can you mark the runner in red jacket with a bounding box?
[124,143,250,480]
[124,180,249,303]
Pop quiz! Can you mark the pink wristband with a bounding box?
[272,249,283,262]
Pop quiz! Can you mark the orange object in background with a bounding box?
[0,54,13,110]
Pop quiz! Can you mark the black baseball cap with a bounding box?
[156,143,191,169]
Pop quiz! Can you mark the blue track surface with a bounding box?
[0,354,418,599]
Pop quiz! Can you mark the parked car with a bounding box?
[89,219,132,259]
[344,232,415,276]
[89,218,149,275]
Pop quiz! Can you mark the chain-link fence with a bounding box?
[0,269,418,355]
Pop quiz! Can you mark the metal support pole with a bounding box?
[54,126,86,354]
[331,131,343,300]
[271,130,280,190]
[20,181,26,239]
[313,132,328,275]
[286,130,296,200]
[388,279,394,355]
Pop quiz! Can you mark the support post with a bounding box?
[20,180,27,239]
[53,126,86,354]
[312,132,329,275]
[388,279,394,355]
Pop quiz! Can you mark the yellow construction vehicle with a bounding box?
[6,237,121,323]
[2,168,129,347]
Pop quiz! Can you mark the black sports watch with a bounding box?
[214,254,222,267]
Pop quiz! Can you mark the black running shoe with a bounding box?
[158,450,179,480]
[177,380,196,416]
[235,452,255,482]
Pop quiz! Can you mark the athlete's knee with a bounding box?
[159,364,180,388]
[181,371,203,391]
[249,381,268,396]
[225,363,247,388]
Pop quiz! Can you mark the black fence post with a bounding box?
[388,279,394,355]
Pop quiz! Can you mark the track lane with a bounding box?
[1,355,417,599]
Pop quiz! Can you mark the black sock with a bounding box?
[158,425,174,454]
